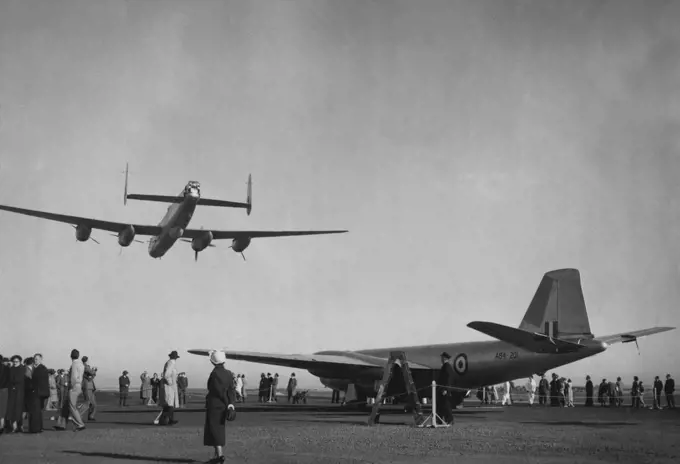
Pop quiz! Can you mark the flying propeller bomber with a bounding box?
[0,163,348,261]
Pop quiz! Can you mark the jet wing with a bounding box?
[0,204,162,235]
[595,327,675,345]
[467,321,586,354]
[183,229,348,240]
[187,349,431,370]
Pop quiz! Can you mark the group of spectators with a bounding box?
[476,372,676,409]
[0,349,97,434]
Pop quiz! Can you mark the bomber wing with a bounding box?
[467,321,586,354]
[595,327,675,345]
[0,204,162,235]
[187,349,431,370]
[182,229,348,240]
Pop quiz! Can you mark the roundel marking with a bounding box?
[454,353,468,375]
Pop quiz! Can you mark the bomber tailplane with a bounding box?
[467,321,586,354]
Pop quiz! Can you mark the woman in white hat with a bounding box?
[204,350,236,464]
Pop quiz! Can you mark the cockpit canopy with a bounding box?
[184,181,201,196]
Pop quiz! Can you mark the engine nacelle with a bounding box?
[118,225,136,247]
[75,224,92,242]
[191,231,214,252]
[231,237,251,252]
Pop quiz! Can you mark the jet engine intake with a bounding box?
[231,237,251,252]
[75,224,92,242]
[191,231,214,252]
[118,225,136,247]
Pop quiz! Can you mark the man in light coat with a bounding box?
[526,376,537,406]
[155,350,179,426]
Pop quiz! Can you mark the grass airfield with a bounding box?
[0,390,678,464]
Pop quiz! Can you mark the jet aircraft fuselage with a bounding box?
[312,338,607,402]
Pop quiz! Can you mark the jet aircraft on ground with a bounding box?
[0,164,348,261]
[189,269,674,407]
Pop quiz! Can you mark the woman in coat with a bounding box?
[5,355,25,433]
[140,371,152,404]
[204,350,236,464]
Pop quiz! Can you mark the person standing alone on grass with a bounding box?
[436,352,455,425]
[203,350,236,464]
[287,373,297,403]
[119,370,130,407]
[664,374,675,409]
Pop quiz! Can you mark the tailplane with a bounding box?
[518,269,594,340]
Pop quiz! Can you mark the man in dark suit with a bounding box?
[29,353,50,433]
[665,374,675,409]
[585,375,594,406]
[653,376,664,409]
[436,352,455,425]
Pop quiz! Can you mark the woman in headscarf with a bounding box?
[5,355,25,433]
[204,350,236,464]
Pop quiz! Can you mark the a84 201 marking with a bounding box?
[495,351,518,360]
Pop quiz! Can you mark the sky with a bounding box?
[1,0,679,390]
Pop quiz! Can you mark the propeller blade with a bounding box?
[240,252,246,261]
[195,250,198,262]
[90,237,100,245]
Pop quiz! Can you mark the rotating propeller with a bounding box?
[109,233,145,255]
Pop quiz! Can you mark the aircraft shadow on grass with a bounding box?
[61,450,197,463]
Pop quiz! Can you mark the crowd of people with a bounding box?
[0,350,97,434]
[476,372,676,409]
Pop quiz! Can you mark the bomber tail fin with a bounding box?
[246,174,252,216]
[123,162,129,206]
[519,269,594,341]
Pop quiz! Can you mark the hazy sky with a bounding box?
[1,0,679,389]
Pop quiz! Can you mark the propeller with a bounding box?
[228,245,246,261]
[108,233,144,255]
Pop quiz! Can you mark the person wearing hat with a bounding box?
[203,350,236,463]
[157,350,180,425]
[436,352,455,425]
[119,370,130,407]
[585,375,594,406]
